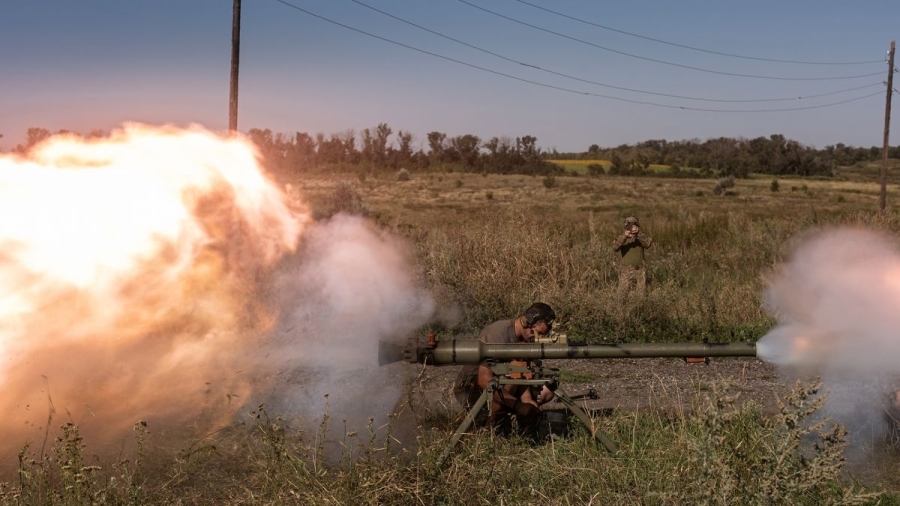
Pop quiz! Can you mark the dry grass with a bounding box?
[0,381,884,505]
[292,171,900,341]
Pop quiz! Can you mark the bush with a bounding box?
[321,181,370,218]
[676,380,876,505]
[396,168,410,181]
[712,176,736,196]
[587,163,606,176]
[771,179,780,192]
[543,174,558,189]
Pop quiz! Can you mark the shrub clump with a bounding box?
[543,174,558,189]
[587,163,606,176]
[712,176,736,196]
[396,168,410,181]
[322,181,370,218]
[676,379,877,505]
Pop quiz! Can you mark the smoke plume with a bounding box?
[255,214,449,457]
[758,227,900,446]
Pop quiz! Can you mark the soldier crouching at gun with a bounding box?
[453,302,557,433]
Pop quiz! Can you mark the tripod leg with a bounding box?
[438,384,494,468]
[555,389,618,454]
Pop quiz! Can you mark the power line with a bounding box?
[348,0,883,103]
[513,0,883,66]
[273,0,884,113]
[455,0,885,81]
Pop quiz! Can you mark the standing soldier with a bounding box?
[613,216,652,295]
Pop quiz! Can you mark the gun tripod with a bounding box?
[439,361,618,467]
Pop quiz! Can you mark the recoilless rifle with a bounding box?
[380,334,758,466]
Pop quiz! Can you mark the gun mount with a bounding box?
[380,335,758,467]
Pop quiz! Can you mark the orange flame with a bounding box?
[0,123,309,446]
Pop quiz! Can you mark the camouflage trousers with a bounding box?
[617,265,646,296]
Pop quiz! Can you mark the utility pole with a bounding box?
[229,0,242,133]
[880,40,895,212]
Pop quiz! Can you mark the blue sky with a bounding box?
[2,0,898,152]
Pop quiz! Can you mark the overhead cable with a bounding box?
[349,0,883,103]
[513,0,884,66]
[455,0,884,81]
[273,0,885,113]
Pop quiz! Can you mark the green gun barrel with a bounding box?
[382,338,756,366]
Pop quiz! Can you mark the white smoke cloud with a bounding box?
[253,213,450,457]
[272,213,438,367]
[758,227,900,447]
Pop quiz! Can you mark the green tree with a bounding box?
[448,134,481,169]
[374,123,392,167]
[516,135,540,161]
[608,153,625,174]
[427,131,447,164]
[396,130,414,168]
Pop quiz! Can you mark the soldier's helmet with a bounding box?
[624,216,640,227]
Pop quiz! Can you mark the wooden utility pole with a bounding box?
[229,0,242,132]
[880,40,895,212]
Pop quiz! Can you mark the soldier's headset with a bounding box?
[522,303,556,329]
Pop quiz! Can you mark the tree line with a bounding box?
[8,125,898,179]
[244,124,560,177]
[565,136,900,178]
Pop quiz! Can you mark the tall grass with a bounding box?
[0,381,885,505]
[307,172,900,342]
[418,208,783,341]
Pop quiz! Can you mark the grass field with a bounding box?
[300,169,900,342]
[548,159,698,175]
[547,159,610,175]
[549,158,900,180]
[6,168,900,504]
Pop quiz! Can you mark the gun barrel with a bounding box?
[402,339,756,365]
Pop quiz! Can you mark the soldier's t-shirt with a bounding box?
[478,319,518,344]
[453,319,520,408]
